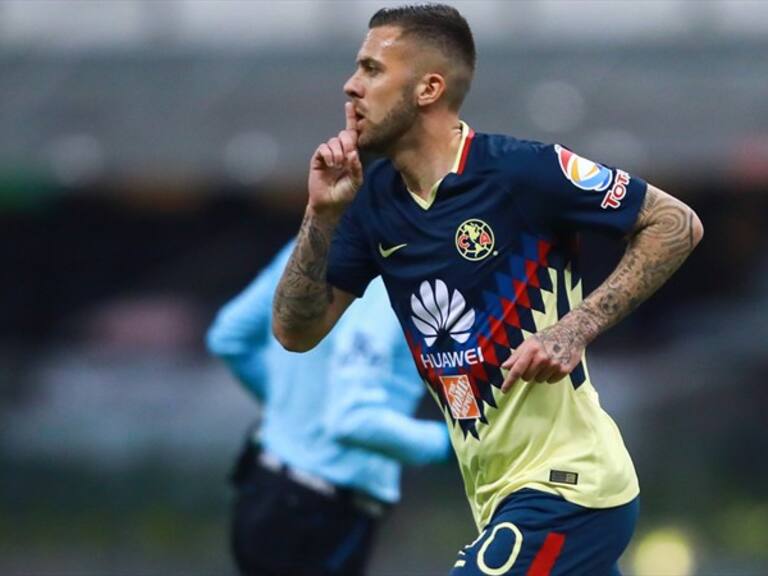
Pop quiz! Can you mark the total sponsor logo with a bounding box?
[410,279,484,369]
[600,169,630,210]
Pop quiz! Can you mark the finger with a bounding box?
[547,357,573,383]
[327,138,345,166]
[345,102,358,133]
[500,371,517,393]
[521,355,546,383]
[338,130,356,156]
[546,370,566,384]
[347,150,363,184]
[501,348,520,370]
[315,143,334,168]
[501,353,532,393]
[522,364,540,383]
[535,364,560,384]
[502,336,538,369]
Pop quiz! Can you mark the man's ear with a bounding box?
[415,73,447,107]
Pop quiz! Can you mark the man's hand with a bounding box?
[500,324,586,392]
[308,102,364,215]
[500,184,703,393]
[272,103,363,352]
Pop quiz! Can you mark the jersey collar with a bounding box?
[409,121,475,211]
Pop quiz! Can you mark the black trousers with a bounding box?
[229,445,382,576]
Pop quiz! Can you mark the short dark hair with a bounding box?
[369,4,476,110]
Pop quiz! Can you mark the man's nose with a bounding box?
[344,74,363,99]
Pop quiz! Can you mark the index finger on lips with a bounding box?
[345,102,358,133]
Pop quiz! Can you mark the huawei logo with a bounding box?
[410,280,475,347]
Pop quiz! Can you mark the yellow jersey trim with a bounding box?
[408,121,471,211]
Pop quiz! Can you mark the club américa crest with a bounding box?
[455,219,495,261]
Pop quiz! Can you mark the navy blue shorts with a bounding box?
[449,489,639,576]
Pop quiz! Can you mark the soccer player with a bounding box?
[207,240,451,576]
[272,4,703,575]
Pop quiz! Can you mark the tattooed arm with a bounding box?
[501,185,703,391]
[272,208,356,352]
[272,103,362,352]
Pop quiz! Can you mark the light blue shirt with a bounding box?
[207,241,450,503]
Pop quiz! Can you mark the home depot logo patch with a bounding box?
[439,375,480,420]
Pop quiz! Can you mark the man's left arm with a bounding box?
[502,185,703,390]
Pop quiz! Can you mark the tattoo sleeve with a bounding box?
[555,185,703,346]
[273,209,340,338]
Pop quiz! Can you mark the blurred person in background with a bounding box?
[207,239,451,576]
[272,4,702,576]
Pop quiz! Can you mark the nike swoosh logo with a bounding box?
[378,242,408,258]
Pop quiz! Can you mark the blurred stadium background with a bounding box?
[1,1,767,574]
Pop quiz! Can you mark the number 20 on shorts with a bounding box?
[454,522,523,575]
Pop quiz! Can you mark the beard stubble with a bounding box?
[358,88,419,155]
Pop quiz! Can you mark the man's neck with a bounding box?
[390,114,463,199]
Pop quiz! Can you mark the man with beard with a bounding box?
[272,4,703,575]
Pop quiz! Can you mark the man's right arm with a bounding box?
[272,103,363,351]
[272,208,356,351]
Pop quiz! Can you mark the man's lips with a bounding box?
[350,104,366,130]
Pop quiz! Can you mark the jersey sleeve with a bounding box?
[326,190,378,297]
[517,143,647,236]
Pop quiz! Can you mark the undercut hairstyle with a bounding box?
[369,4,476,110]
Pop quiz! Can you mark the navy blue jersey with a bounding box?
[327,124,646,529]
